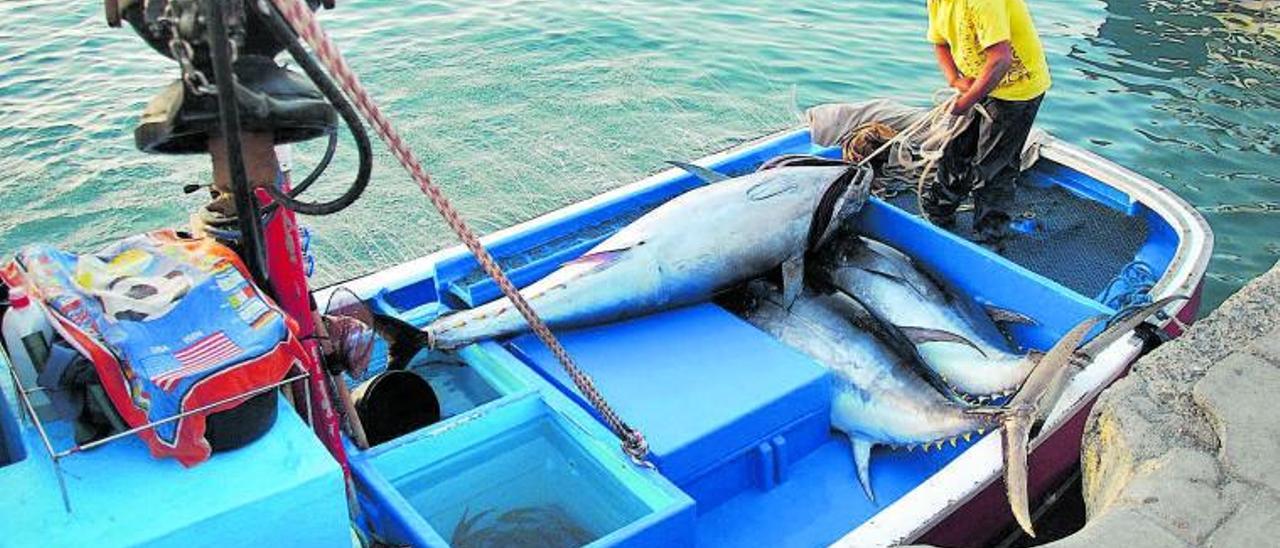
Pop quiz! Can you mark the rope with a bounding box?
[848,90,990,216]
[268,0,652,466]
[1100,261,1157,328]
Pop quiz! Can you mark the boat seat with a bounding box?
[506,303,831,510]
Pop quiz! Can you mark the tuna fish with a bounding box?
[816,235,1185,411]
[816,235,1049,401]
[736,281,1103,537]
[425,164,871,349]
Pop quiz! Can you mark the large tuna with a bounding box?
[817,236,1184,407]
[735,284,998,500]
[426,164,871,349]
[816,235,1048,401]
[736,282,1103,537]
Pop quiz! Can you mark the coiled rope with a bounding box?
[848,90,991,216]
[268,0,651,466]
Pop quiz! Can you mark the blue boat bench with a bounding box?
[507,303,832,511]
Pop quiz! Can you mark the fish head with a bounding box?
[810,165,874,249]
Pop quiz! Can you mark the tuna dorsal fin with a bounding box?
[666,160,731,183]
[898,326,988,357]
[851,436,876,503]
[985,304,1040,326]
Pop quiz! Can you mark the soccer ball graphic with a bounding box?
[99,270,193,322]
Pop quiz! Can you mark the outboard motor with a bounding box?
[106,0,373,233]
[111,0,335,154]
[99,0,375,456]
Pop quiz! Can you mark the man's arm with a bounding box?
[933,44,972,92]
[952,41,1013,115]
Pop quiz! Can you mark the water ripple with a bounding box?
[0,0,1275,311]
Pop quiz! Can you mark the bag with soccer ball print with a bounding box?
[4,230,305,466]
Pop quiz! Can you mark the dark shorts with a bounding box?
[922,94,1044,242]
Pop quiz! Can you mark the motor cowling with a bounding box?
[108,0,336,154]
[112,0,325,63]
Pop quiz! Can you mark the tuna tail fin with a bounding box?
[986,297,1185,535]
[372,313,436,371]
[850,436,876,503]
[667,160,731,184]
[1001,409,1036,538]
[970,314,1105,537]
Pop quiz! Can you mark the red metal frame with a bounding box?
[258,179,350,478]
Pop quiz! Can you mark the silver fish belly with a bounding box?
[819,236,1037,399]
[427,166,868,349]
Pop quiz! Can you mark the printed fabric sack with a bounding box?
[2,230,306,466]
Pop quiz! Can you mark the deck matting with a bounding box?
[882,170,1148,299]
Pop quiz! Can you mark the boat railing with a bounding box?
[4,361,310,513]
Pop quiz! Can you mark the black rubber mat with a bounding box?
[881,166,1149,299]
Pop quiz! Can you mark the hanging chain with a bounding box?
[157,0,220,95]
[266,0,653,466]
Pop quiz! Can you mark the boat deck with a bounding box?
[883,165,1151,299]
[507,304,973,547]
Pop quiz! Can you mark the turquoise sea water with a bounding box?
[0,1,1276,312]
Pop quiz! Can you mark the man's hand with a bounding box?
[951,94,979,116]
[950,76,976,94]
[949,42,1014,117]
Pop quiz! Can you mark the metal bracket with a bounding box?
[6,363,308,513]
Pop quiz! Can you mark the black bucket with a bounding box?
[352,371,441,446]
[205,389,279,453]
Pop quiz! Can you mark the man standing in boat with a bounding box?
[923,0,1050,250]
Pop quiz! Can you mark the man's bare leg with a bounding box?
[206,132,279,220]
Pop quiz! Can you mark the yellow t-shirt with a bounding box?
[927,0,1051,101]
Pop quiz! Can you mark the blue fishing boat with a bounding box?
[0,1,1212,546]
[1,97,1210,546]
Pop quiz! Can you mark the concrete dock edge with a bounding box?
[1049,260,1280,547]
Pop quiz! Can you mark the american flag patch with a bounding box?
[154,332,244,390]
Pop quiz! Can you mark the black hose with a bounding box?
[286,129,338,197]
[259,128,337,217]
[257,0,373,217]
[206,0,271,287]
